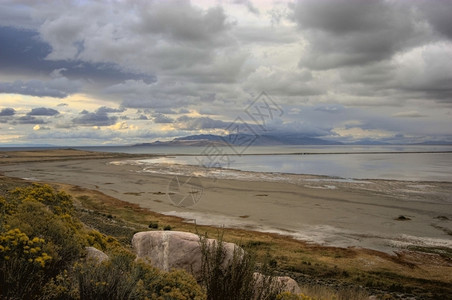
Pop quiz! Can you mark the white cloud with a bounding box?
[392,111,426,118]
[33,124,50,131]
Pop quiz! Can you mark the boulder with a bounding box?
[253,272,301,295]
[132,231,239,278]
[85,246,108,263]
[277,276,302,294]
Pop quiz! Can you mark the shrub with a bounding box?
[199,232,283,300]
[11,183,74,216]
[42,251,206,300]
[6,198,83,272]
[146,268,206,300]
[0,185,85,299]
[0,228,52,299]
[1,183,207,300]
[149,221,159,229]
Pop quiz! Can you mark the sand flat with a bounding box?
[1,150,451,253]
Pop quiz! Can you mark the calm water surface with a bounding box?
[2,145,450,181]
[94,145,452,182]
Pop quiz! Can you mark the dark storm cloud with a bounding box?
[175,116,230,130]
[15,115,46,124]
[417,0,452,40]
[0,108,15,116]
[292,0,389,34]
[152,113,174,124]
[0,26,155,85]
[28,107,59,116]
[338,43,452,104]
[156,108,178,114]
[121,97,189,110]
[0,3,36,29]
[1,0,451,146]
[291,0,430,69]
[0,78,79,98]
[136,2,230,45]
[96,106,125,114]
[72,107,120,126]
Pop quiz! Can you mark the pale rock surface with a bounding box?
[132,231,238,278]
[277,275,302,294]
[85,246,108,263]
[253,272,301,295]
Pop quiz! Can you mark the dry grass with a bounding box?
[0,149,148,165]
[2,174,451,299]
[299,284,370,300]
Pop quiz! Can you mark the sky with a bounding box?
[0,0,451,146]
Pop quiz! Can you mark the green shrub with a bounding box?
[0,228,52,299]
[149,221,159,229]
[199,232,283,300]
[0,183,205,300]
[0,184,85,299]
[42,251,206,300]
[6,198,83,272]
[11,183,74,216]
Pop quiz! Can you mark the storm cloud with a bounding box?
[0,108,15,116]
[0,78,80,98]
[0,0,451,146]
[28,107,59,116]
[291,0,431,69]
[72,107,121,127]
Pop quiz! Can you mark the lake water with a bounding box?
[80,145,452,182]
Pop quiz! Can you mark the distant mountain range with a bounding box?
[134,133,342,147]
[133,134,452,147]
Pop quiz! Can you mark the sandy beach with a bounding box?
[1,150,451,254]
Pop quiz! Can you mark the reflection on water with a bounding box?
[78,144,452,181]
[77,144,452,155]
[146,152,452,182]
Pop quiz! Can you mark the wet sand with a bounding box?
[1,151,451,253]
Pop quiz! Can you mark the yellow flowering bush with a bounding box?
[0,228,52,267]
[11,183,74,215]
[0,195,17,216]
[1,183,207,300]
[47,252,207,300]
[0,227,53,298]
[148,269,206,300]
[1,184,83,299]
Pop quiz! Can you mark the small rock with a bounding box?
[85,246,108,263]
[395,215,411,221]
[253,272,301,296]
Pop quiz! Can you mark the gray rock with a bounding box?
[132,231,239,278]
[85,246,108,263]
[278,275,302,294]
[253,272,301,295]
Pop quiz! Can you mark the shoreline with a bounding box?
[165,150,452,156]
[1,149,451,254]
[119,158,452,184]
[1,149,451,296]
